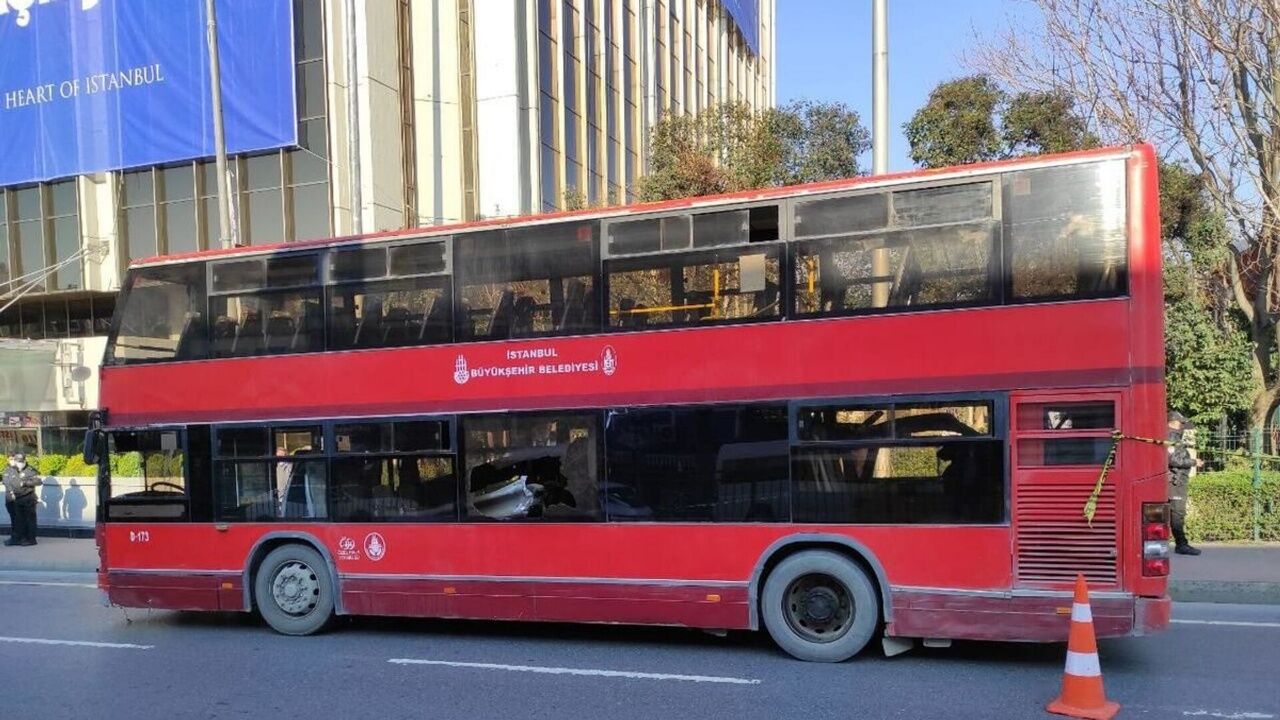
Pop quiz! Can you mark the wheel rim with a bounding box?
[270,560,321,617]
[782,573,854,643]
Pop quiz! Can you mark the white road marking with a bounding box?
[1183,710,1276,719]
[388,658,761,685]
[0,635,152,650]
[1172,619,1280,629]
[0,580,96,589]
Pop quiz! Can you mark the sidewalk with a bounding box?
[0,536,97,573]
[1,538,1277,604]
[1169,543,1280,605]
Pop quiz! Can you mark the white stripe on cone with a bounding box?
[1071,602,1093,623]
[1064,650,1102,677]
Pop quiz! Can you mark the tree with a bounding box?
[774,100,870,185]
[637,100,869,202]
[903,76,1004,168]
[970,0,1280,428]
[1165,295,1256,426]
[904,75,1098,168]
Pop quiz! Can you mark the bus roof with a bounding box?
[130,144,1147,269]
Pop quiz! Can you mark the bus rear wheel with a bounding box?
[761,550,878,662]
[254,544,335,636]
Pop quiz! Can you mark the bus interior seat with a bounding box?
[581,288,598,326]
[617,297,635,327]
[487,290,516,338]
[456,302,475,341]
[299,302,323,349]
[512,295,537,336]
[422,295,451,343]
[382,305,413,345]
[353,298,384,347]
[233,311,263,355]
[265,313,297,353]
[172,311,201,355]
[212,316,236,354]
[557,280,586,331]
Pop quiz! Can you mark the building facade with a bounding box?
[0,0,775,458]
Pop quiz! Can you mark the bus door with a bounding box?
[1010,392,1122,590]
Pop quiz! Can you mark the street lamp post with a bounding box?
[204,0,236,248]
[871,0,889,307]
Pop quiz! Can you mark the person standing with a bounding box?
[3,459,14,546]
[1167,412,1201,556]
[3,453,42,546]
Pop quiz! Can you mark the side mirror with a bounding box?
[69,365,93,382]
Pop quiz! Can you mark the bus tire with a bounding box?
[760,550,879,662]
[254,544,335,636]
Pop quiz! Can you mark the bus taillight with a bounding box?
[1142,502,1171,576]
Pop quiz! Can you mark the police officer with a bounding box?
[1167,412,1201,556]
[3,453,42,546]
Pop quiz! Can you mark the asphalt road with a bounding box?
[0,571,1277,720]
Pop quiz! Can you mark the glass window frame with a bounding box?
[102,426,192,522]
[603,239,787,333]
[211,422,329,522]
[459,410,605,523]
[790,393,1010,525]
[104,262,210,366]
[1001,159,1129,304]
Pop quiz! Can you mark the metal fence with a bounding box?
[1187,426,1275,542]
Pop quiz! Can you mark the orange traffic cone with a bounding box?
[1047,574,1120,720]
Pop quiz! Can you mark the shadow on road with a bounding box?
[126,607,1120,669]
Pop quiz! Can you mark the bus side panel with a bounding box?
[100,523,1014,629]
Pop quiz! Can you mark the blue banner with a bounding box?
[722,0,758,55]
[0,0,296,187]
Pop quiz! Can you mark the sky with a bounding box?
[776,0,1028,172]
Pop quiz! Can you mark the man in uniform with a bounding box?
[3,453,42,546]
[1167,412,1201,556]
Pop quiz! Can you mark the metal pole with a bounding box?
[871,0,889,306]
[872,0,888,175]
[204,0,235,248]
[1252,426,1263,542]
[345,0,363,235]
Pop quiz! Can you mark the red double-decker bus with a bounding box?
[88,145,1170,662]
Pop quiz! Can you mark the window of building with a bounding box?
[793,183,998,315]
[326,240,453,349]
[208,254,323,357]
[214,425,327,521]
[455,222,599,339]
[462,412,602,521]
[106,263,209,364]
[538,0,561,212]
[605,404,789,521]
[1015,400,1116,466]
[399,0,421,226]
[118,0,329,254]
[793,400,1004,524]
[0,295,114,341]
[1004,160,1127,301]
[330,419,456,521]
[1,181,81,293]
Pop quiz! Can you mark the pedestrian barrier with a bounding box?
[1046,574,1120,720]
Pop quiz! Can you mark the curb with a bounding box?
[1169,579,1280,606]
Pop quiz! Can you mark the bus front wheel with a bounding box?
[761,550,879,662]
[254,544,335,636]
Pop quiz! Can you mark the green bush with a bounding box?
[58,455,98,478]
[35,454,68,476]
[1186,471,1280,542]
[109,452,143,478]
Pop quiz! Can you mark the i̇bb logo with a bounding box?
[363,532,387,562]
